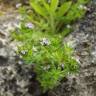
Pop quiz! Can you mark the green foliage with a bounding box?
[13,25,78,91]
[29,0,72,33]
[26,0,89,34]
[12,0,89,92]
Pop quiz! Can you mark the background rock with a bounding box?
[0,1,96,96]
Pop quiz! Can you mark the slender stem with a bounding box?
[50,13,55,33]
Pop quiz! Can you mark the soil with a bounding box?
[0,1,96,96]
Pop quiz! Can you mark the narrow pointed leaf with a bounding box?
[57,1,72,17]
[50,0,59,12]
[42,0,50,12]
[30,2,47,18]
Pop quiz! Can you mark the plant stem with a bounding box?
[50,13,55,33]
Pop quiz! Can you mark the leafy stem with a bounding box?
[50,13,55,33]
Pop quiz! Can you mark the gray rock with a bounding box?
[0,40,3,48]
[0,1,96,96]
[0,48,8,59]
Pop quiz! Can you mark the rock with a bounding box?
[0,1,96,96]
[0,38,7,48]
[0,40,3,48]
[0,30,6,38]
[0,48,8,59]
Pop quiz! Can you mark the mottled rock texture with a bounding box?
[0,1,96,96]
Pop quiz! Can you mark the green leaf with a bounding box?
[57,1,72,17]
[42,0,50,12]
[78,0,89,4]
[50,0,59,13]
[30,2,47,18]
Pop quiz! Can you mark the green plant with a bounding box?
[23,0,89,35]
[13,25,78,91]
[12,0,89,92]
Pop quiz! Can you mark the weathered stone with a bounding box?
[0,1,96,96]
[0,48,8,59]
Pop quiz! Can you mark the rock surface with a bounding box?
[0,1,96,96]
